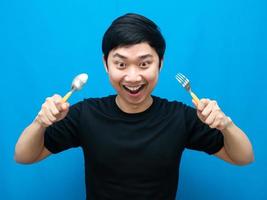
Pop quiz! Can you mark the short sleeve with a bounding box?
[184,105,224,155]
[44,102,82,154]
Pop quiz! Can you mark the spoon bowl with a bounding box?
[62,73,88,102]
[71,73,88,91]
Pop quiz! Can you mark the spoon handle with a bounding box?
[62,90,73,103]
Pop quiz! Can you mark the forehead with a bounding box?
[110,42,157,59]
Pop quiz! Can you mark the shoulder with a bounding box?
[151,96,196,120]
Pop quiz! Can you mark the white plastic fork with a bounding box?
[175,73,200,104]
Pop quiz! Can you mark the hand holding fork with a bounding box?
[175,73,232,130]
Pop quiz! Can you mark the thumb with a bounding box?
[61,102,70,111]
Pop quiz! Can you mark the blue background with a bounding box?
[1,0,266,199]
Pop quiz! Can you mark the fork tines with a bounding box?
[175,73,189,87]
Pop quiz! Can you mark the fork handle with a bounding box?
[190,91,200,105]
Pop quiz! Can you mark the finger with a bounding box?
[42,103,57,122]
[201,100,218,117]
[53,101,65,112]
[61,102,70,111]
[46,97,60,115]
[55,105,69,121]
[196,110,206,122]
[41,113,53,127]
[205,110,218,125]
[52,94,63,102]
[52,94,64,110]
[201,104,212,118]
[197,98,210,111]
[210,113,225,129]
[36,111,52,127]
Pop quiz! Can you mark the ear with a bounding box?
[102,55,108,73]
[159,58,164,72]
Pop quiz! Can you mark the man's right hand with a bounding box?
[35,94,70,128]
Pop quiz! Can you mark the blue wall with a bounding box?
[1,0,266,199]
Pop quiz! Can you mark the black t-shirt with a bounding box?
[44,95,224,200]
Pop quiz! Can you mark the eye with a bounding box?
[115,61,127,69]
[120,63,125,67]
[139,61,151,69]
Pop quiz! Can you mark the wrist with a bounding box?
[221,117,234,132]
[33,117,48,129]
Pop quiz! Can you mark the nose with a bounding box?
[124,67,142,82]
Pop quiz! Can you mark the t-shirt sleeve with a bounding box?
[44,102,82,154]
[184,104,224,155]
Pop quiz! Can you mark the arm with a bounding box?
[14,94,69,164]
[194,99,254,165]
[214,120,254,165]
[14,120,51,164]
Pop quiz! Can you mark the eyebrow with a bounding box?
[112,53,153,60]
[138,54,153,59]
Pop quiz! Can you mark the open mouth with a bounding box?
[122,84,146,95]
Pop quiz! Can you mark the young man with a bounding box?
[15,13,254,199]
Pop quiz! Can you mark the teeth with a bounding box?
[125,85,142,91]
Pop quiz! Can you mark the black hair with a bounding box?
[102,13,166,66]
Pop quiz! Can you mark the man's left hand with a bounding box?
[193,99,232,131]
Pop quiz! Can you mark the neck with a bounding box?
[115,95,153,114]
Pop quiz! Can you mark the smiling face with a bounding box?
[104,42,162,113]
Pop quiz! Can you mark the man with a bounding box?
[15,13,254,199]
